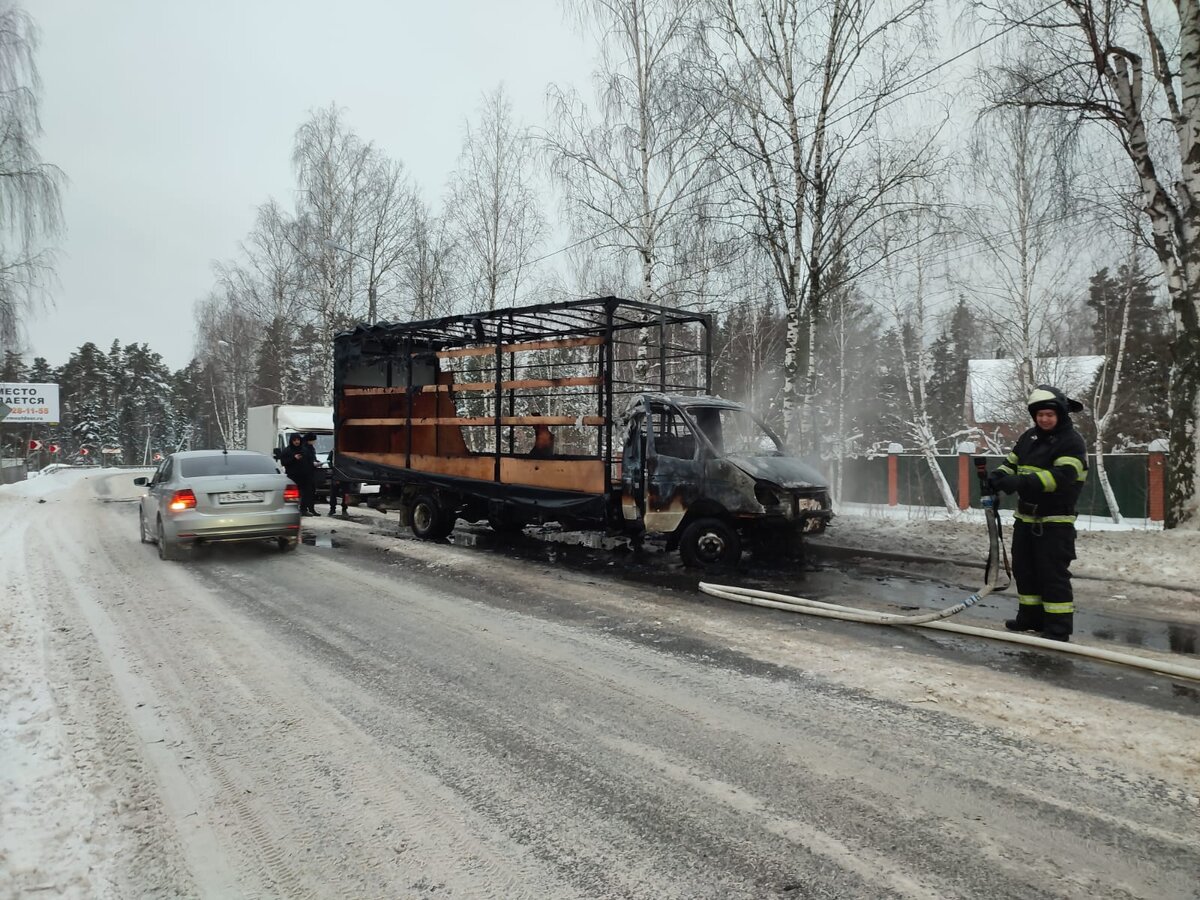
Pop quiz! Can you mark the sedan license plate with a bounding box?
[218,491,263,504]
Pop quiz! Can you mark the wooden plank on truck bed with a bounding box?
[343,416,606,427]
[341,452,606,493]
[342,376,602,396]
[437,336,606,359]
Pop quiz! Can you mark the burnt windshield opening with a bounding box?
[686,406,781,457]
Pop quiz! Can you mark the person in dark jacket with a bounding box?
[989,385,1088,641]
[299,433,319,516]
[281,433,306,488]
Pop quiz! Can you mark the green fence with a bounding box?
[837,453,1152,518]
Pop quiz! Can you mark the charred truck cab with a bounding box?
[333,297,831,567]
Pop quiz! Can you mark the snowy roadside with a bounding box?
[818,501,1200,600]
[0,468,139,894]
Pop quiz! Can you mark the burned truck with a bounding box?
[331,296,831,567]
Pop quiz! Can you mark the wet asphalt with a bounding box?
[297,516,1200,717]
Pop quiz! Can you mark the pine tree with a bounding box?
[926,297,977,449]
[251,316,303,405]
[112,343,174,464]
[870,324,916,449]
[58,342,113,458]
[27,357,53,382]
[2,350,29,382]
[170,359,215,451]
[1086,265,1171,448]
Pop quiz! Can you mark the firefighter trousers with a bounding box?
[1010,520,1076,637]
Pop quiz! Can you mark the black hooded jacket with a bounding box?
[995,385,1088,523]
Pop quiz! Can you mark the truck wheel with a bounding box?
[411,493,454,540]
[679,517,741,568]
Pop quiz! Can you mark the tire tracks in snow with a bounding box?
[38,473,579,899]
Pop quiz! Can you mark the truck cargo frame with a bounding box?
[334,296,712,527]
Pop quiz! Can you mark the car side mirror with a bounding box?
[133,476,148,486]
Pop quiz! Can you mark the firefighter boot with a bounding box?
[1041,603,1073,642]
[1005,596,1044,633]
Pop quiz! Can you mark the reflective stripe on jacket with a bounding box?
[1001,425,1088,523]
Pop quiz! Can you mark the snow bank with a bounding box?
[820,504,1199,594]
[0,467,120,499]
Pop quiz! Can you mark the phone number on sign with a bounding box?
[6,407,52,417]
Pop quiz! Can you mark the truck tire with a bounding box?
[679,517,741,568]
[411,493,454,540]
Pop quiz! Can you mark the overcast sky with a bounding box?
[29,0,594,370]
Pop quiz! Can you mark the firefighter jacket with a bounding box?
[996,422,1088,524]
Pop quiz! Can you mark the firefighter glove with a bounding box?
[993,473,1020,494]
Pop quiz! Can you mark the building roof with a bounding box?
[967,356,1104,424]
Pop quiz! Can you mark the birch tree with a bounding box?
[976,0,1200,527]
[351,152,417,324]
[1088,252,1136,522]
[290,106,372,394]
[400,200,456,321]
[547,0,712,373]
[193,291,256,448]
[0,4,63,354]
[448,85,546,312]
[963,65,1084,404]
[696,0,937,451]
[816,282,885,506]
[212,201,306,404]
[1086,251,1172,519]
[874,198,959,514]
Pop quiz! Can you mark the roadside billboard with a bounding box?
[0,383,60,424]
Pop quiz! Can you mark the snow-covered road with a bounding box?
[2,469,1198,898]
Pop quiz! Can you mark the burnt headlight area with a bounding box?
[754,482,788,511]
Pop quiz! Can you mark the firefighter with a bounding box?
[988,385,1088,641]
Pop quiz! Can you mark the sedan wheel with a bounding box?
[157,518,179,561]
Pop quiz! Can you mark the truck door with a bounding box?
[643,402,703,534]
[620,410,647,523]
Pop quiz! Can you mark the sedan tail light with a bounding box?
[283,484,301,504]
[168,489,196,511]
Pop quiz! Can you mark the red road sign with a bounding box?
[47,443,59,454]
[79,447,89,456]
[29,439,42,451]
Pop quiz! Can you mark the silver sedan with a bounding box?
[135,450,302,559]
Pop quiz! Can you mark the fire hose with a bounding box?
[700,459,1200,683]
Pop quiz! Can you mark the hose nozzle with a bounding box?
[974,456,994,497]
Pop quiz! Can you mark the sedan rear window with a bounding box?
[179,455,279,477]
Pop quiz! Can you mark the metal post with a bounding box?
[658,306,667,393]
[604,303,614,475]
[493,321,503,483]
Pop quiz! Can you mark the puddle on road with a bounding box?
[1091,622,1199,656]
[442,524,1200,662]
